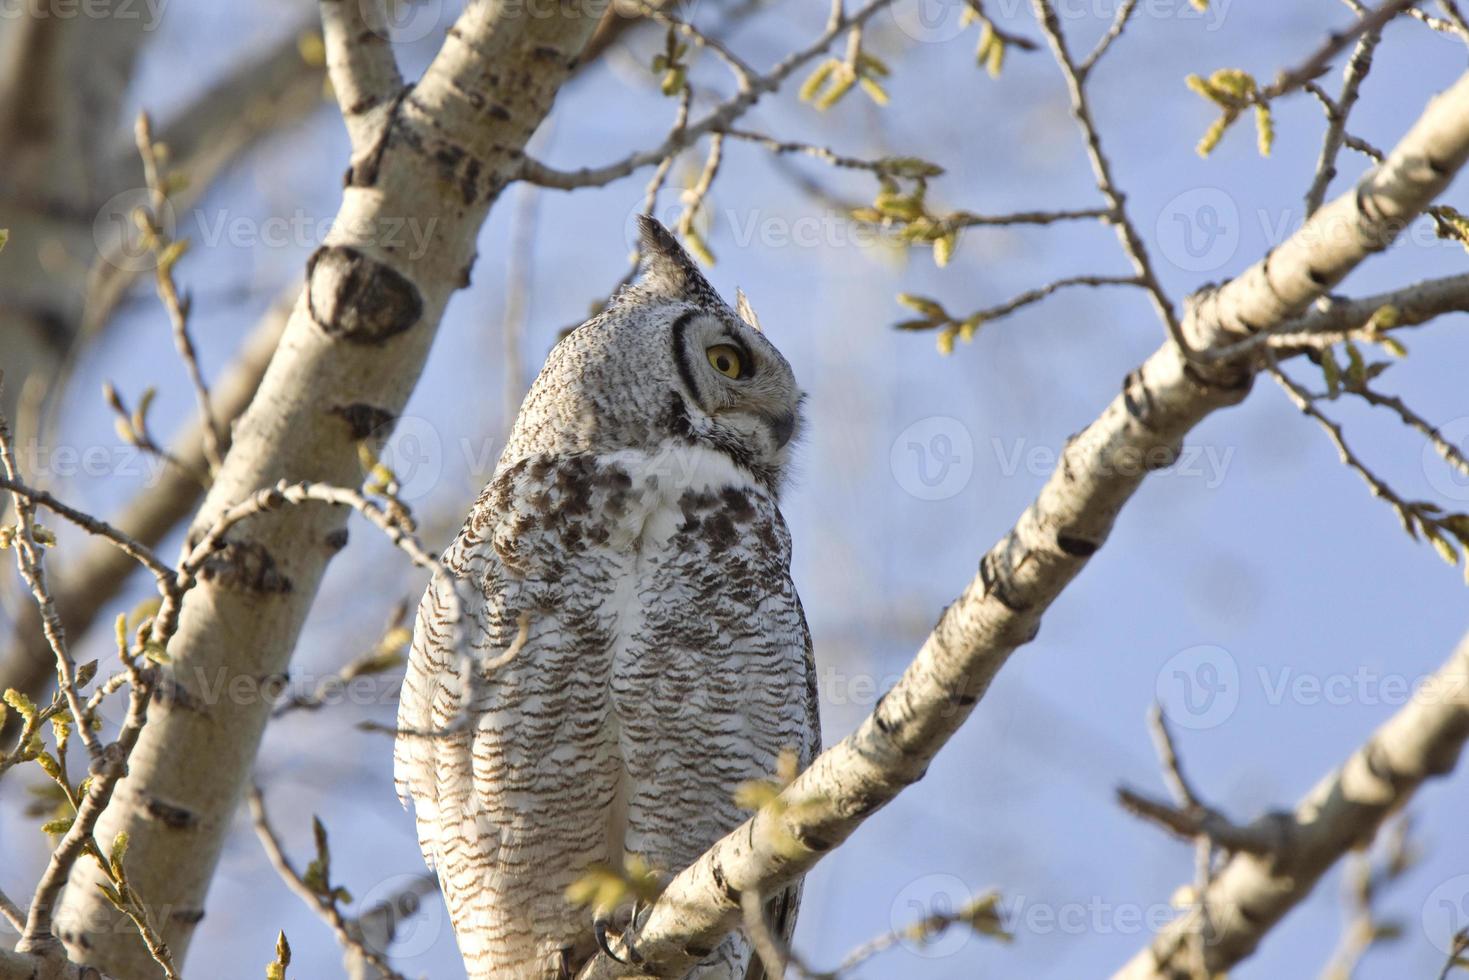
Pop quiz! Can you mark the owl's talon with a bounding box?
[594,916,627,964]
[593,914,645,966]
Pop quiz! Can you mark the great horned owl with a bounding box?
[395,217,819,979]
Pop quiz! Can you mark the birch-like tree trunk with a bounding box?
[45,4,607,975]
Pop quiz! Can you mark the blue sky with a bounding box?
[4,1,1469,977]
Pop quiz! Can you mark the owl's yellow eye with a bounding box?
[706,344,744,379]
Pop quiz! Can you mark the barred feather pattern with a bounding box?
[396,449,817,978]
[395,217,817,980]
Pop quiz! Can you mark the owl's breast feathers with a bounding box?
[396,444,817,979]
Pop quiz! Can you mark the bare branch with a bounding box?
[1117,633,1469,978]
[1305,25,1382,215]
[1437,927,1469,980]
[319,0,403,154]
[575,65,1469,980]
[1115,788,1283,857]
[0,888,23,933]
[246,788,408,980]
[1349,382,1469,477]
[1265,0,1415,100]
[0,400,106,760]
[133,111,225,476]
[1187,71,1469,366]
[518,0,900,190]
[1078,0,1139,76]
[0,476,175,584]
[1030,1,1183,353]
[0,300,283,741]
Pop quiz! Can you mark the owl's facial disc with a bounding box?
[669,309,803,476]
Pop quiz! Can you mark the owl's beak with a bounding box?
[769,411,797,449]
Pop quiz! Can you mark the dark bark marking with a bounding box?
[144,796,200,829]
[306,245,423,345]
[1056,533,1099,557]
[330,402,396,440]
[197,539,292,594]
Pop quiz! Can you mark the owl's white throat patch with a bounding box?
[602,440,759,502]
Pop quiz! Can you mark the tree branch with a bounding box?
[1115,632,1469,978]
[0,298,286,742]
[51,1,611,974]
[517,0,899,189]
[246,787,407,980]
[575,66,1469,980]
[319,0,403,156]
[1030,0,1182,352]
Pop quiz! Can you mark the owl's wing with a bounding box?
[395,455,626,977]
[743,587,817,980]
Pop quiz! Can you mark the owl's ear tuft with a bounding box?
[734,287,763,332]
[634,216,717,302]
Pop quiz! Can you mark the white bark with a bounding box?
[1114,632,1469,978]
[49,2,608,975]
[576,69,1469,980]
[0,946,104,980]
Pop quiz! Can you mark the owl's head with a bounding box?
[509,217,803,495]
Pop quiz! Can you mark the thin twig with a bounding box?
[718,128,946,179]
[1304,24,1382,216]
[1115,787,1282,857]
[0,888,24,933]
[676,132,724,251]
[1438,928,1469,980]
[135,112,226,476]
[1265,0,1417,100]
[1271,363,1404,506]
[0,402,105,760]
[963,0,1039,54]
[272,602,412,718]
[16,656,165,972]
[631,0,760,92]
[1078,0,1139,76]
[0,476,175,583]
[605,84,695,300]
[518,0,901,189]
[357,613,530,740]
[247,787,409,980]
[1350,383,1469,478]
[1030,1,1184,355]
